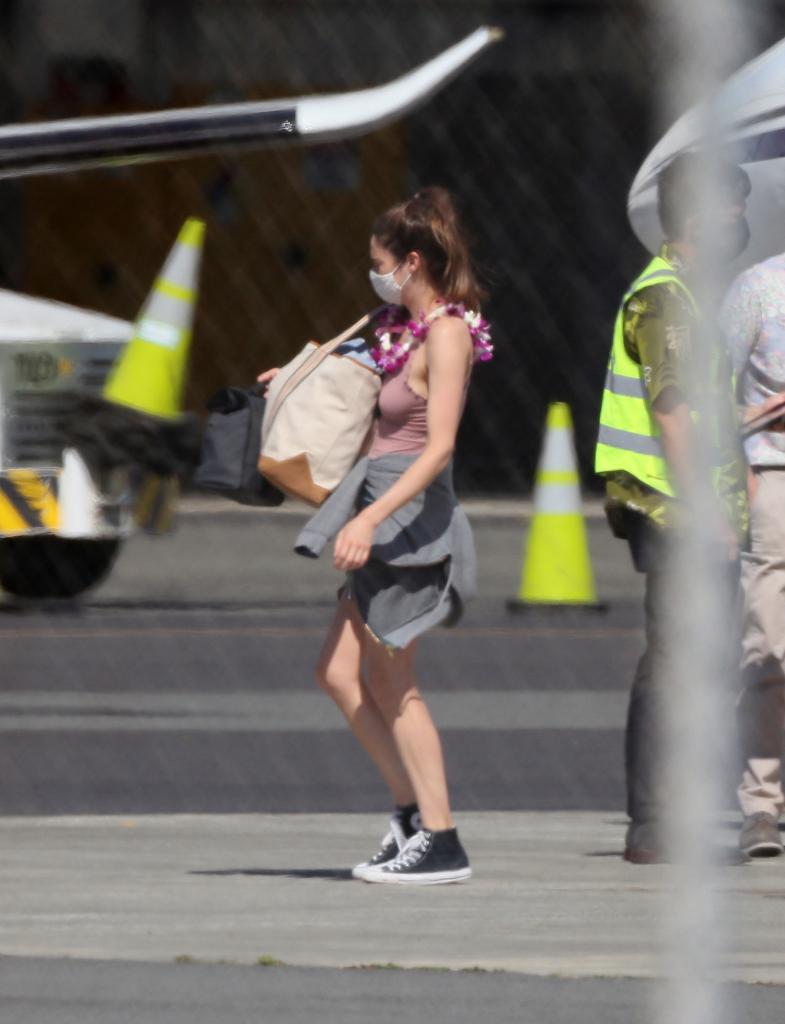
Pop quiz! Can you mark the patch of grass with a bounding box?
[348,962,498,974]
[350,962,405,971]
[256,955,285,967]
[174,955,196,965]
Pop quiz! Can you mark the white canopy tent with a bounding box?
[0,289,131,345]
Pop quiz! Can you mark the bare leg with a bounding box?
[364,637,453,832]
[315,594,415,806]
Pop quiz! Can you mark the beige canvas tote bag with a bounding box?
[259,310,383,505]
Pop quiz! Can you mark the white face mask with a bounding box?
[369,263,411,304]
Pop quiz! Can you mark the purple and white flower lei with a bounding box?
[370,302,493,375]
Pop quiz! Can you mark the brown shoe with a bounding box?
[624,821,667,864]
[623,846,668,865]
[739,813,784,858]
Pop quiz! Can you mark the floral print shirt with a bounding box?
[720,254,785,466]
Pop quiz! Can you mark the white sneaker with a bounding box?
[351,814,408,880]
[359,828,471,886]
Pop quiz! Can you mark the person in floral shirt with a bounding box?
[720,256,785,858]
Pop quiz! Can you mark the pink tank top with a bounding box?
[368,356,428,458]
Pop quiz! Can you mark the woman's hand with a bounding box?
[256,367,281,395]
[333,513,376,571]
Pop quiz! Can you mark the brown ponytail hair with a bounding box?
[371,187,486,308]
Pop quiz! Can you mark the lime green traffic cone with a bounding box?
[103,218,205,420]
[508,402,602,610]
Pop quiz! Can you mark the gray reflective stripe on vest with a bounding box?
[604,369,647,399]
[597,423,664,457]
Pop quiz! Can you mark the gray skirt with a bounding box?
[295,454,476,649]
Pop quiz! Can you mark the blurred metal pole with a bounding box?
[653,3,749,1023]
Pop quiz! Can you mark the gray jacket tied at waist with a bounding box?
[295,453,476,648]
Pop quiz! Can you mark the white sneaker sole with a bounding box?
[358,866,472,885]
[741,841,784,858]
[351,862,389,881]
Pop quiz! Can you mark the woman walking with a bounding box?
[265,187,492,884]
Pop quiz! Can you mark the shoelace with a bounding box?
[388,830,430,871]
[374,830,395,854]
[370,817,405,864]
[389,814,408,851]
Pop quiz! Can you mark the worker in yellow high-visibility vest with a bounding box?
[595,153,751,864]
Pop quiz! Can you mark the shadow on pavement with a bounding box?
[190,867,353,881]
[584,847,750,865]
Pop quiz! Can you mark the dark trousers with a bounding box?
[623,511,740,825]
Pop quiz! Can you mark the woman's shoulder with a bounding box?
[426,307,475,358]
[421,304,494,366]
[426,310,473,343]
[424,315,472,361]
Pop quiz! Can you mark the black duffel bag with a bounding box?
[193,386,285,506]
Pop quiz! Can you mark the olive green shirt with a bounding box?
[604,245,748,539]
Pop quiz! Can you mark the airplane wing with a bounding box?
[0,26,503,180]
[628,35,785,270]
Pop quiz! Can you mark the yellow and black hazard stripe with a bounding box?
[0,470,60,535]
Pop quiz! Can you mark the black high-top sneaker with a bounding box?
[351,805,421,880]
[360,828,471,885]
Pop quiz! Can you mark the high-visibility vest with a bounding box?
[594,255,699,497]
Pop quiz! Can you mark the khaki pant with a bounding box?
[738,468,785,819]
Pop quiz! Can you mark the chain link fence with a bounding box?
[1,0,784,492]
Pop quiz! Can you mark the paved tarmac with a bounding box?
[7,957,784,1024]
[1,496,783,1022]
[0,499,646,815]
[2,811,785,1022]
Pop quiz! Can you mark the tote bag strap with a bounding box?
[265,305,386,430]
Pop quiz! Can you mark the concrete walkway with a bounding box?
[2,811,784,984]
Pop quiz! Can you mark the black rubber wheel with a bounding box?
[0,536,121,599]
